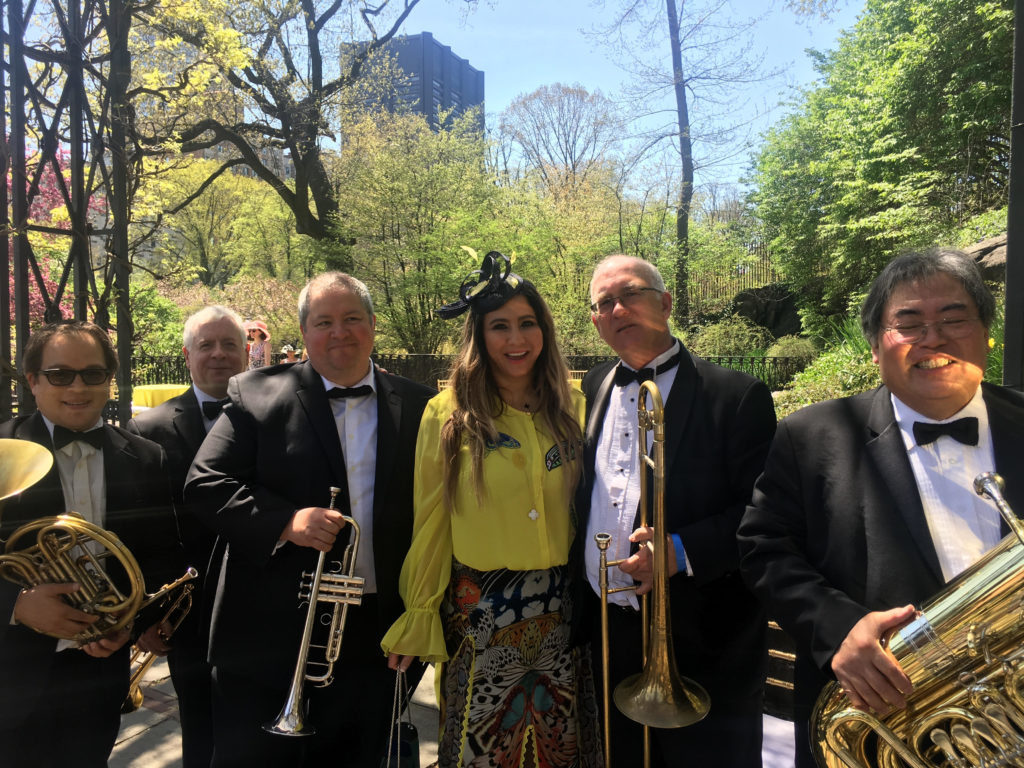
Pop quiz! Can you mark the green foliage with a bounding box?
[766,335,817,358]
[130,283,185,356]
[773,343,881,419]
[986,284,1004,383]
[749,0,1013,337]
[688,315,772,357]
[955,208,1008,247]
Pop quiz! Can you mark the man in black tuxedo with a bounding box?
[0,320,181,767]
[186,272,434,768]
[575,254,777,767]
[738,247,1024,767]
[127,304,248,768]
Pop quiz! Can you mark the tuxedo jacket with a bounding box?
[185,360,434,678]
[128,387,220,647]
[0,413,180,727]
[573,349,778,710]
[737,383,1024,714]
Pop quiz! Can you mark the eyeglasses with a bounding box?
[590,287,661,315]
[882,317,982,345]
[37,368,112,386]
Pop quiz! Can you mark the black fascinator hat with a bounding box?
[436,250,532,320]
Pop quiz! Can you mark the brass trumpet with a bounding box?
[595,381,710,768]
[264,486,365,737]
[812,472,1024,768]
[0,439,198,644]
[122,576,196,714]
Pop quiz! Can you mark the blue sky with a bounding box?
[404,0,864,187]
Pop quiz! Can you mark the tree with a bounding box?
[589,0,777,324]
[749,0,1014,336]
[134,0,467,258]
[499,84,623,201]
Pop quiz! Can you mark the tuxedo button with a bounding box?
[528,509,539,521]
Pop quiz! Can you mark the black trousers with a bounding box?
[0,646,129,768]
[210,596,423,768]
[593,600,764,768]
[168,641,215,768]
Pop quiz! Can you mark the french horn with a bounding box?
[0,437,197,644]
[812,472,1024,768]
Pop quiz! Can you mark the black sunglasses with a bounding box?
[37,368,112,386]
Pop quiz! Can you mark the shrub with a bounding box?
[773,343,880,419]
[766,335,816,359]
[688,315,772,357]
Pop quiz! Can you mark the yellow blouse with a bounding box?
[380,387,585,662]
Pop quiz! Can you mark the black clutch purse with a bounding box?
[381,668,419,768]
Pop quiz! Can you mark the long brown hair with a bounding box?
[440,282,582,510]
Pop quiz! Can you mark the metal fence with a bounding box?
[130,353,812,393]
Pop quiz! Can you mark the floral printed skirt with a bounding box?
[437,559,602,768]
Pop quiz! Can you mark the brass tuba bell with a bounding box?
[812,472,1024,768]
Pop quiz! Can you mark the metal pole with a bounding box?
[1004,0,1024,390]
[1,0,12,420]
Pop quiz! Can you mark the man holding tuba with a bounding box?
[738,248,1024,767]
[0,320,182,767]
[185,273,434,768]
[575,255,778,767]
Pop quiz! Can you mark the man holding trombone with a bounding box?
[575,255,777,767]
[186,273,433,767]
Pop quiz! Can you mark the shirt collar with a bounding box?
[321,364,376,396]
[621,339,681,372]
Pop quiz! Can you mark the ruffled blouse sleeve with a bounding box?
[380,393,453,663]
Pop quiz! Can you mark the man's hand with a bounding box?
[13,583,99,639]
[80,627,132,658]
[831,605,917,713]
[617,526,679,596]
[281,506,347,551]
[134,620,173,656]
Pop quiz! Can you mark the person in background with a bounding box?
[186,273,434,767]
[281,344,298,363]
[245,320,272,369]
[0,320,182,767]
[575,254,776,767]
[738,247,1024,767]
[384,252,601,768]
[127,304,248,768]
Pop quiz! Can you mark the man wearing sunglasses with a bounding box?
[738,248,1024,767]
[0,320,181,767]
[574,254,777,767]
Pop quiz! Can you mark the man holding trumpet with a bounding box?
[575,255,777,767]
[186,273,433,767]
[0,320,181,767]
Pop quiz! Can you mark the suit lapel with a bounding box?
[294,362,349,500]
[984,384,1024,514]
[103,424,138,514]
[373,371,400,502]
[173,389,207,456]
[661,348,697,479]
[864,386,944,583]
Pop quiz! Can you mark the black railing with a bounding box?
[128,353,812,393]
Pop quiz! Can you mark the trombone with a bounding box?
[594,381,710,768]
[263,486,364,736]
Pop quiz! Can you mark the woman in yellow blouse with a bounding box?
[382,252,601,768]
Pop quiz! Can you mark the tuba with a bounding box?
[0,438,198,644]
[263,486,365,736]
[594,381,710,768]
[812,472,1024,768]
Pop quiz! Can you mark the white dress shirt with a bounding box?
[585,342,682,608]
[322,367,378,595]
[892,389,1001,582]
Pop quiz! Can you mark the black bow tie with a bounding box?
[202,399,230,420]
[327,385,373,400]
[53,425,105,451]
[613,350,682,387]
[913,417,979,446]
